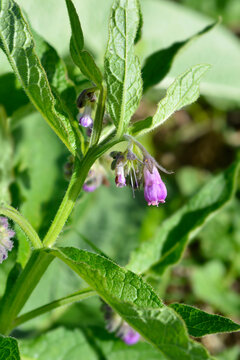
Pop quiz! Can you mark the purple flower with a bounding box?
[83,183,97,192]
[0,217,15,264]
[116,322,141,345]
[102,303,140,346]
[115,162,126,188]
[144,165,167,206]
[77,105,93,128]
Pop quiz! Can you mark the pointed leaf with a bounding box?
[171,303,240,337]
[66,0,102,88]
[130,64,210,137]
[47,247,212,360]
[142,20,218,92]
[104,0,142,135]
[0,0,77,154]
[128,161,240,275]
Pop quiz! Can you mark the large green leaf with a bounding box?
[65,0,102,88]
[128,160,240,275]
[104,0,142,134]
[0,335,20,360]
[13,0,240,107]
[130,64,210,137]
[32,29,77,118]
[138,0,240,108]
[171,303,240,337]
[0,0,77,154]
[19,327,165,360]
[48,247,213,360]
[19,327,97,360]
[142,21,217,92]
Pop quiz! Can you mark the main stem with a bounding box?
[0,150,96,335]
[43,152,96,247]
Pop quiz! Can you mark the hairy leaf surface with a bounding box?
[130,64,210,137]
[0,0,77,153]
[0,335,20,360]
[104,0,142,134]
[48,247,212,360]
[171,303,240,337]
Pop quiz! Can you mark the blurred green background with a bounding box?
[0,0,240,358]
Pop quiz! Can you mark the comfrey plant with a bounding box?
[0,0,240,358]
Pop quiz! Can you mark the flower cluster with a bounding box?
[0,217,15,264]
[102,303,140,345]
[110,136,171,206]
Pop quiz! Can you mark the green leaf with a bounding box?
[20,327,166,360]
[142,21,218,92]
[32,29,77,118]
[128,160,240,275]
[0,335,20,360]
[170,303,240,337]
[66,0,102,88]
[14,0,240,107]
[0,73,28,116]
[130,64,210,137]
[104,0,142,136]
[19,327,97,360]
[65,0,84,51]
[0,0,77,154]
[0,107,13,203]
[191,261,240,317]
[48,247,212,360]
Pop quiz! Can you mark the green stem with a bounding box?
[43,154,95,248]
[0,203,42,249]
[90,86,107,146]
[0,250,53,335]
[13,288,96,328]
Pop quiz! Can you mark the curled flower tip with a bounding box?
[77,105,93,128]
[144,165,167,206]
[0,216,14,264]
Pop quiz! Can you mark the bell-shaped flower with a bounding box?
[144,165,167,206]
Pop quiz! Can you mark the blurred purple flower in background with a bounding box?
[0,216,15,264]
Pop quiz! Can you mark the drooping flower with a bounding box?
[110,135,171,206]
[102,303,140,345]
[143,162,167,206]
[0,217,15,264]
[77,105,93,128]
